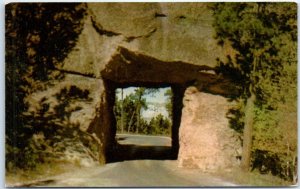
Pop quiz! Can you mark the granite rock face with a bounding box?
[26,3,241,169]
[61,3,228,78]
[178,87,242,171]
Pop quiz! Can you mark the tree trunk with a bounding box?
[241,93,256,171]
[292,155,297,184]
[136,104,140,134]
[136,93,142,134]
[128,110,135,133]
[121,88,124,133]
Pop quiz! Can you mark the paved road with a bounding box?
[112,134,175,161]
[116,133,171,146]
[20,134,237,187]
[37,160,237,187]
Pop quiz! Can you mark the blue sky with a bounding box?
[115,87,171,120]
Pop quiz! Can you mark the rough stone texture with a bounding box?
[26,74,104,132]
[61,3,229,77]
[25,3,241,167]
[178,87,242,171]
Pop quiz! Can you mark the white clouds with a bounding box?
[142,103,169,119]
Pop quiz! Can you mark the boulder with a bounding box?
[178,87,242,171]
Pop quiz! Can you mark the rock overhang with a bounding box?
[61,3,232,81]
[101,47,239,97]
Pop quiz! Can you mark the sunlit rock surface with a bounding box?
[178,87,241,171]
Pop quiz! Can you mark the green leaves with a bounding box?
[5,3,87,170]
[212,2,297,181]
[149,114,171,135]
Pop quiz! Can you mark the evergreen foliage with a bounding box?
[212,2,297,182]
[5,3,88,170]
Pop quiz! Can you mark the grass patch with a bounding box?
[215,168,294,187]
[5,160,80,187]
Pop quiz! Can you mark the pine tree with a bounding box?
[212,2,297,178]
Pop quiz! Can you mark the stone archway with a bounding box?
[17,3,246,173]
[87,47,241,170]
[36,3,243,171]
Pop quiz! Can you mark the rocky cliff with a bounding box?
[24,3,241,170]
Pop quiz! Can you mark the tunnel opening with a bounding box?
[106,83,184,162]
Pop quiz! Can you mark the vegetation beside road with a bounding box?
[212,2,297,183]
[5,2,297,186]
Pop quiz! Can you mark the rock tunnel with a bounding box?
[25,3,243,171]
[87,46,241,169]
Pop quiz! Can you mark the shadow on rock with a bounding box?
[110,144,177,162]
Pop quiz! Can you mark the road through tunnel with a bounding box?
[103,82,185,162]
[91,47,239,166]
